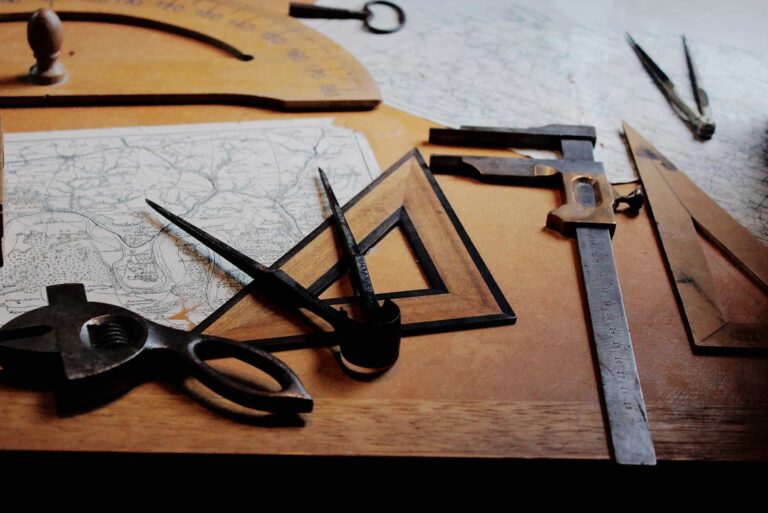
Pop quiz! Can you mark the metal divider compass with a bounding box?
[145,169,402,374]
[0,170,402,418]
[626,34,715,140]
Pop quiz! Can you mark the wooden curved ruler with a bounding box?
[624,122,768,351]
[0,0,379,110]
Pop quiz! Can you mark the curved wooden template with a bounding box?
[0,11,254,60]
[0,0,381,110]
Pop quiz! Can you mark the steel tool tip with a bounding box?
[318,167,332,192]
[318,168,345,215]
[145,198,164,214]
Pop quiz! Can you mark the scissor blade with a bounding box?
[146,199,344,325]
[318,169,381,317]
[0,324,63,382]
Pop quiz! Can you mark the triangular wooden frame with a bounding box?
[195,149,515,351]
[624,123,768,352]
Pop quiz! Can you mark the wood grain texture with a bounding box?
[0,0,380,109]
[625,123,768,350]
[0,20,765,460]
[2,386,765,460]
[203,151,513,343]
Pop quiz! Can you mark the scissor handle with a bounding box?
[177,336,313,415]
[362,1,406,34]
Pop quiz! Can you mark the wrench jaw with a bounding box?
[46,285,154,415]
[0,284,151,415]
[0,322,144,414]
[0,324,64,388]
[53,359,145,416]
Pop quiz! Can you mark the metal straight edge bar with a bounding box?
[576,226,656,465]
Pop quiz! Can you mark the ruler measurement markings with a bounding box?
[577,225,654,464]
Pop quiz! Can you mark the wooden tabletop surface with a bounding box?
[0,1,765,461]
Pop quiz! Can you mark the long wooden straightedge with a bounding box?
[624,123,768,351]
[199,149,516,346]
[0,0,380,110]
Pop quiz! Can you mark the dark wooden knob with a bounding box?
[27,8,66,85]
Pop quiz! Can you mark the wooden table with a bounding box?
[0,1,765,462]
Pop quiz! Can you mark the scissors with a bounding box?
[627,34,715,140]
[0,283,313,416]
[289,1,406,34]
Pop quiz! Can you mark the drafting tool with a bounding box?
[624,122,768,351]
[0,283,312,416]
[318,168,402,370]
[289,1,406,34]
[0,0,380,110]
[430,125,655,465]
[627,34,715,140]
[197,149,515,349]
[147,183,402,372]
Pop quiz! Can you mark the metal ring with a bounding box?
[362,1,406,34]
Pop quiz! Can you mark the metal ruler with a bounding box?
[430,124,656,464]
[577,225,654,463]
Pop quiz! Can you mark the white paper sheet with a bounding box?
[303,0,768,241]
[1,118,379,328]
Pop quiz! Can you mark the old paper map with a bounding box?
[304,0,768,241]
[1,119,378,328]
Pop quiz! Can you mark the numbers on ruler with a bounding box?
[585,229,638,416]
[195,9,221,21]
[229,18,256,32]
[156,0,183,12]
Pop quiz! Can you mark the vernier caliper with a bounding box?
[430,124,655,465]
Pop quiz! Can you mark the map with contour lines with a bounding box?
[0,119,379,329]
[303,0,768,241]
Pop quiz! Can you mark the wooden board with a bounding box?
[0,2,766,461]
[625,123,768,351]
[0,0,380,109]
